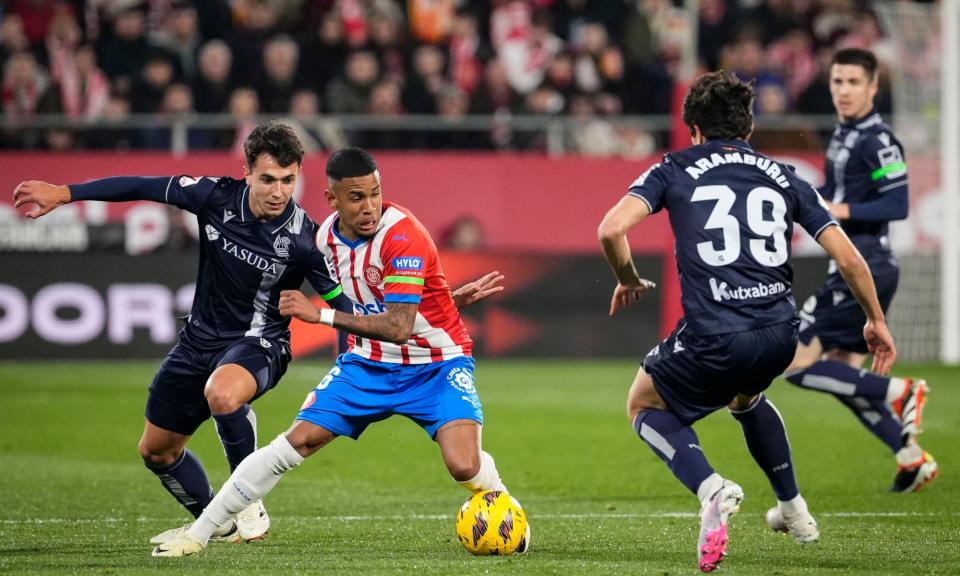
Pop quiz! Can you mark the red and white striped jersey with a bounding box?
[315,202,473,364]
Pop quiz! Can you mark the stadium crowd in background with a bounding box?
[0,0,931,152]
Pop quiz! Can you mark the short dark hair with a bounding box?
[326,147,378,180]
[682,71,755,141]
[831,47,878,79]
[243,121,304,169]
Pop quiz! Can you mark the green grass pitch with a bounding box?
[1,360,957,574]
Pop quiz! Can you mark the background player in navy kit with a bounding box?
[598,72,896,573]
[12,123,503,546]
[780,48,938,494]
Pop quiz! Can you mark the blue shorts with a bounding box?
[799,268,898,354]
[146,331,292,435]
[296,354,483,440]
[643,319,798,425]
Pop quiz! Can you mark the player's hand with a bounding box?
[452,271,505,309]
[13,181,71,219]
[279,290,321,323]
[864,319,896,375]
[825,201,850,220]
[609,278,656,317]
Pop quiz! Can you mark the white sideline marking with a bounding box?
[2,511,957,525]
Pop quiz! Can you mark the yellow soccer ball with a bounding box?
[455,490,529,556]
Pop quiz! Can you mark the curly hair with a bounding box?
[681,71,755,141]
[243,121,304,169]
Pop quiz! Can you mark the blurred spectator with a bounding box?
[430,84,478,150]
[142,82,210,149]
[470,57,519,148]
[766,28,817,105]
[408,0,454,44]
[697,0,737,71]
[54,44,110,120]
[364,78,406,148]
[131,53,176,112]
[2,51,60,135]
[82,91,141,149]
[219,86,258,151]
[326,49,378,113]
[257,34,305,113]
[440,214,485,251]
[403,44,444,113]
[192,39,234,113]
[302,9,348,98]
[368,1,406,80]
[97,3,152,88]
[496,7,563,94]
[10,0,58,47]
[151,0,203,81]
[568,93,617,156]
[1,15,31,66]
[229,0,280,86]
[448,8,483,95]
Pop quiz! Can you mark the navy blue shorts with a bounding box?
[798,268,898,354]
[643,319,799,425]
[146,332,292,435]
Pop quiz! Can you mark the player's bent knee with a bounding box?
[204,385,248,415]
[446,456,482,483]
[138,441,180,468]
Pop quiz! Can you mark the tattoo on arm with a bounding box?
[335,302,418,344]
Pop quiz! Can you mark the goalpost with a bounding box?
[875,0,958,363]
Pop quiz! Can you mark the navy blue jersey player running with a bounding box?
[598,72,896,573]
[781,48,937,494]
[13,123,503,546]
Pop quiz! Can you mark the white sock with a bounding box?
[896,444,924,466]
[697,473,724,509]
[459,451,507,493]
[884,377,908,407]
[189,434,304,544]
[778,494,809,518]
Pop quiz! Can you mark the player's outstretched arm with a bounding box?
[451,271,505,309]
[13,181,71,219]
[598,195,657,316]
[816,225,896,374]
[279,289,417,344]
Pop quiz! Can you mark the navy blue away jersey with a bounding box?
[629,139,836,336]
[822,110,907,268]
[71,175,349,347]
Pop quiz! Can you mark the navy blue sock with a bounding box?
[731,395,799,501]
[785,361,903,453]
[836,395,904,453]
[213,404,258,472]
[148,449,214,518]
[785,360,890,399]
[633,409,715,495]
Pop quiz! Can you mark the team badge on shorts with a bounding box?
[448,367,477,394]
[364,266,383,286]
[300,390,316,410]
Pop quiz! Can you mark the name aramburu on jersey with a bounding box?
[710,277,787,302]
[685,152,790,189]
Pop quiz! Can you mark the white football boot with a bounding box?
[150,518,239,545]
[697,481,744,573]
[236,500,270,541]
[765,506,820,543]
[152,533,206,557]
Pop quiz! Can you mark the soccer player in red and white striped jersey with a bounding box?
[153,147,529,557]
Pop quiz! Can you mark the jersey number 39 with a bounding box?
[692,185,788,268]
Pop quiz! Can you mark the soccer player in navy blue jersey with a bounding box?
[781,48,937,494]
[13,123,503,547]
[599,71,896,573]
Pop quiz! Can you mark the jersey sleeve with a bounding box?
[791,173,837,240]
[861,131,908,194]
[379,220,428,306]
[626,160,669,214]
[304,249,349,311]
[68,175,219,213]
